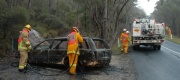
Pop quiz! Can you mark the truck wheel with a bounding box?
[133,46,136,50]
[136,45,140,50]
[133,45,139,50]
[157,45,161,50]
[153,45,157,50]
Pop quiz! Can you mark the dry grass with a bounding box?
[111,44,121,54]
[165,35,180,44]
[111,42,132,55]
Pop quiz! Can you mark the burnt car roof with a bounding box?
[46,37,103,40]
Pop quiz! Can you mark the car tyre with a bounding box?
[157,45,161,50]
[64,57,69,68]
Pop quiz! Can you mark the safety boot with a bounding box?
[18,69,24,72]
[23,66,29,73]
[23,69,27,74]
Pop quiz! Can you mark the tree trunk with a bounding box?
[103,0,108,40]
[27,0,31,9]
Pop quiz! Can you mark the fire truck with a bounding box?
[132,18,165,50]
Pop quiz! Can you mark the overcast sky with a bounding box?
[137,0,159,15]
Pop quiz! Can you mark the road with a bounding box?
[129,40,180,80]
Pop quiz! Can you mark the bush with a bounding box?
[37,13,63,29]
[6,7,29,25]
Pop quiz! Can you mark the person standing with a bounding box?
[18,24,32,73]
[122,31,130,54]
[119,29,127,52]
[67,27,83,75]
[168,28,172,39]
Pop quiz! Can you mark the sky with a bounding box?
[137,0,159,15]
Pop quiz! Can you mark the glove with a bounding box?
[27,46,32,52]
[79,44,83,48]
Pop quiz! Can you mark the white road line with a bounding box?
[162,46,180,55]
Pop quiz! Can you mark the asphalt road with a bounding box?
[129,40,180,80]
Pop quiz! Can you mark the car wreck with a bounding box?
[28,37,112,67]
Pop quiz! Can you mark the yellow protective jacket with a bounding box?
[120,32,126,42]
[18,28,31,52]
[67,31,83,55]
[122,33,130,46]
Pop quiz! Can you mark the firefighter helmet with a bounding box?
[25,24,31,31]
[126,31,130,34]
[72,27,79,32]
[123,29,127,32]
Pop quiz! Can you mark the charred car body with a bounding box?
[28,37,112,67]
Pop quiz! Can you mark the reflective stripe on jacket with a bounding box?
[122,33,128,43]
[122,33,130,46]
[120,33,125,41]
[18,29,31,51]
[67,31,83,55]
[67,32,77,45]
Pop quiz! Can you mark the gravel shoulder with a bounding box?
[0,52,137,80]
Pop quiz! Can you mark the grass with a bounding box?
[111,42,132,55]
[111,44,121,55]
[165,35,180,44]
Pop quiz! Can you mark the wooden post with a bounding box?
[118,38,120,48]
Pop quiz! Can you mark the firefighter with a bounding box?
[67,27,83,75]
[18,24,32,73]
[168,28,172,39]
[122,31,130,54]
[120,29,127,52]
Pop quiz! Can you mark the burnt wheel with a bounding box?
[64,57,69,68]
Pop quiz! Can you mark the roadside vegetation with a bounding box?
[165,35,180,44]
[0,0,146,57]
[152,0,180,38]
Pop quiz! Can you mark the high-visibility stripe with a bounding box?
[19,66,24,69]
[122,34,128,42]
[68,41,77,45]
[67,51,79,54]
[67,32,77,45]
[70,64,77,67]
[18,29,30,50]
[18,42,27,50]
[25,41,30,45]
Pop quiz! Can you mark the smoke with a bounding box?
[29,29,44,47]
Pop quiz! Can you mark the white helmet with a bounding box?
[72,27,79,32]
[126,31,130,34]
[123,29,127,32]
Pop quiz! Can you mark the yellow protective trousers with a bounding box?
[120,42,123,51]
[123,45,129,54]
[19,51,28,69]
[68,53,78,74]
[123,42,129,54]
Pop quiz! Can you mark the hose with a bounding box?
[28,46,79,76]
[11,46,80,76]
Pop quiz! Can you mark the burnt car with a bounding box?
[28,37,112,67]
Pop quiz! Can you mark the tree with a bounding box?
[152,0,180,37]
[74,0,139,46]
